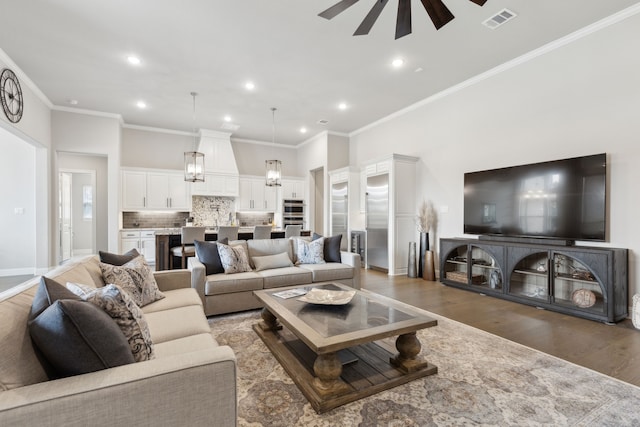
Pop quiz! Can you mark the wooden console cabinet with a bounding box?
[439,238,628,323]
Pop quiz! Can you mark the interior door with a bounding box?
[59,172,72,262]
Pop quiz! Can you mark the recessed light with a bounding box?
[245,81,255,90]
[338,102,348,110]
[414,67,424,73]
[224,115,232,122]
[68,99,78,105]
[300,127,307,134]
[136,101,147,109]
[392,58,404,68]
[127,55,141,66]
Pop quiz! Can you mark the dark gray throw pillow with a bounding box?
[28,299,135,379]
[29,276,82,321]
[312,233,342,263]
[99,248,140,266]
[194,238,228,275]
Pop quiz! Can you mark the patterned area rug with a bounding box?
[209,310,640,426]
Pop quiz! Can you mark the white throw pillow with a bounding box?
[294,237,326,264]
[252,252,294,272]
[217,242,253,274]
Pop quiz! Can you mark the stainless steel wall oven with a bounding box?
[283,199,305,228]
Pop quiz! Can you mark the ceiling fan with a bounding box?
[319,0,488,40]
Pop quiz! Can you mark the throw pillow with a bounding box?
[29,276,82,321]
[217,242,252,274]
[28,299,135,379]
[194,238,229,275]
[295,237,326,264]
[100,255,165,307]
[67,283,155,362]
[252,252,294,272]
[312,233,343,263]
[99,248,140,266]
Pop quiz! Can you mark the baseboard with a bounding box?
[0,267,36,277]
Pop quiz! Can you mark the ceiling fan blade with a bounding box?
[318,0,361,20]
[395,0,412,39]
[419,0,454,30]
[468,0,488,6]
[354,0,389,36]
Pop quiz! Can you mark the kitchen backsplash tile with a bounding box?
[192,196,235,227]
[236,212,274,227]
[122,211,190,229]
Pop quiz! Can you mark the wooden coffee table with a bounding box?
[253,282,438,413]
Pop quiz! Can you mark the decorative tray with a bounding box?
[297,288,356,305]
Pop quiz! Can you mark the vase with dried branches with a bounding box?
[416,200,437,279]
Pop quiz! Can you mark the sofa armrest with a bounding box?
[188,257,207,305]
[153,269,191,292]
[340,251,361,289]
[0,346,236,427]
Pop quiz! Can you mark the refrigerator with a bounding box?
[366,173,389,272]
[330,181,348,251]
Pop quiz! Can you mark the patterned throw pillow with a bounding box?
[67,283,155,362]
[216,243,252,274]
[100,255,165,307]
[295,237,326,264]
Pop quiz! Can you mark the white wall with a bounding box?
[0,129,36,275]
[52,111,121,255]
[121,127,193,170]
[350,13,640,295]
[232,139,299,176]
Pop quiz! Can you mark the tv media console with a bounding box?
[439,238,628,323]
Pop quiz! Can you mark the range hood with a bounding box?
[197,129,239,175]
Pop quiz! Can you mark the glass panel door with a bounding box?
[552,254,604,314]
[509,252,549,302]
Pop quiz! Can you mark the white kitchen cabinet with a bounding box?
[281,178,305,200]
[119,230,156,264]
[191,173,239,197]
[122,169,190,211]
[122,171,147,210]
[238,177,277,211]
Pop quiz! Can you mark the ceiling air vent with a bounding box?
[220,122,240,131]
[482,9,517,29]
[317,119,329,125]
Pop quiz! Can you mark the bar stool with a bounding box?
[217,226,239,242]
[170,226,206,269]
[284,224,302,238]
[253,225,272,240]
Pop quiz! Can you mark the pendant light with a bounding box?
[184,91,205,182]
[265,107,282,187]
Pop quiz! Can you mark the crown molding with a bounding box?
[350,3,640,138]
[122,123,195,137]
[52,105,123,122]
[232,137,297,149]
[0,48,53,109]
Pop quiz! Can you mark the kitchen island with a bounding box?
[155,228,310,270]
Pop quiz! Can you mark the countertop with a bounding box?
[153,227,286,236]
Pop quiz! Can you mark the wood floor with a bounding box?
[0,274,34,293]
[361,268,640,387]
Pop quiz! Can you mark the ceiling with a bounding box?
[1,0,638,146]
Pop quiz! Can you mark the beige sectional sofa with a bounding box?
[0,255,236,426]
[189,237,361,316]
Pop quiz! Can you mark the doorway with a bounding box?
[58,169,96,263]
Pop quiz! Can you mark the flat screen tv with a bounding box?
[463,153,606,242]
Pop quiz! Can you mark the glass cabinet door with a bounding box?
[552,253,604,314]
[509,252,549,302]
[443,245,468,284]
[469,246,502,291]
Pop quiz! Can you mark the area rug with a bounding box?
[209,310,640,426]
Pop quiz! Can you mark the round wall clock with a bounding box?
[1,68,24,123]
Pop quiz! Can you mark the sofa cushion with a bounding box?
[294,237,326,264]
[141,288,203,314]
[217,243,252,274]
[257,266,313,289]
[100,255,165,307]
[28,299,135,379]
[48,257,102,290]
[298,262,354,282]
[145,305,212,344]
[205,271,264,296]
[153,333,218,359]
[67,283,155,362]
[313,232,343,263]
[194,238,228,275]
[252,252,294,272]
[247,238,293,269]
[99,248,140,266]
